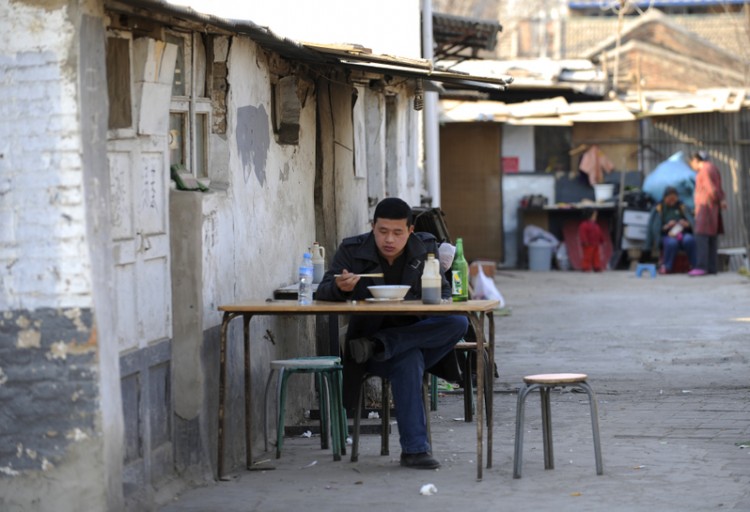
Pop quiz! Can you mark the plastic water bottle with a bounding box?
[298,252,314,305]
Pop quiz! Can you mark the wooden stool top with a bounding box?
[523,373,588,385]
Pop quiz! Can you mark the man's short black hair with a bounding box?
[373,197,412,226]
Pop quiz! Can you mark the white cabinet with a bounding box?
[621,208,650,250]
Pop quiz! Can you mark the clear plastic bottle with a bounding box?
[298,252,314,305]
[451,238,469,302]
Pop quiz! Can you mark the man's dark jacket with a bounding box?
[315,230,462,409]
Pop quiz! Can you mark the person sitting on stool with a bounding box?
[644,186,696,274]
[315,197,468,470]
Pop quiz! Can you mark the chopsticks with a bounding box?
[333,273,384,278]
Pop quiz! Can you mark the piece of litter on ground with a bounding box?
[302,460,317,468]
[681,390,692,394]
[453,418,465,421]
[368,411,380,419]
[570,492,582,497]
[346,437,353,445]
[633,465,645,469]
[735,441,750,449]
[301,430,312,438]
[419,483,438,496]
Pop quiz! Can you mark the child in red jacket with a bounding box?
[579,208,605,271]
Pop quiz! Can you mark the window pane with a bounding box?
[195,113,208,178]
[167,34,186,96]
[169,112,186,169]
[106,37,132,129]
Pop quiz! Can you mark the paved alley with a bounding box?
[161,270,750,512]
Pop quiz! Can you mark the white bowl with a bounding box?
[367,285,411,300]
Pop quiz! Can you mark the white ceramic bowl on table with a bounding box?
[367,285,410,300]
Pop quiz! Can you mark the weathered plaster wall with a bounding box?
[0,0,122,510]
[167,36,323,474]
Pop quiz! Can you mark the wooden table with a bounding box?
[216,299,498,480]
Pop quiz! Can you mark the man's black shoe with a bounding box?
[348,337,375,363]
[400,452,440,469]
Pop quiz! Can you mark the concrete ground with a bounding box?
[161,270,750,512]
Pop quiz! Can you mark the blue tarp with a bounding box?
[642,151,696,210]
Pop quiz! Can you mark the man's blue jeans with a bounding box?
[366,315,469,454]
[661,234,696,271]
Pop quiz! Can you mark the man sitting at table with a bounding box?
[316,197,468,469]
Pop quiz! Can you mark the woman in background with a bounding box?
[645,186,696,274]
[688,152,726,276]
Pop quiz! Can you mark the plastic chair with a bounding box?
[263,356,347,460]
[513,373,603,478]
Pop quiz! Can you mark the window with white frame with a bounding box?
[167,31,211,180]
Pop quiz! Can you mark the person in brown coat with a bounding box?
[688,151,726,276]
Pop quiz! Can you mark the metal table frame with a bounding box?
[216,299,498,480]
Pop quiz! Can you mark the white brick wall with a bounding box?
[0,3,92,311]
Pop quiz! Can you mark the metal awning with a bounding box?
[110,0,512,93]
[432,11,501,62]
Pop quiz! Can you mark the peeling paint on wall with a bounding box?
[236,104,270,185]
[0,308,97,473]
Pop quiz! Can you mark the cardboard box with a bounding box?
[470,260,497,278]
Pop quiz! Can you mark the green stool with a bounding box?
[263,356,347,460]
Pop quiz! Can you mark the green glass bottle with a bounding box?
[451,238,469,302]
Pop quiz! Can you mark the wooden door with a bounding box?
[109,136,173,508]
[439,123,504,262]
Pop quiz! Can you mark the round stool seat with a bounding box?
[270,356,341,370]
[523,373,588,385]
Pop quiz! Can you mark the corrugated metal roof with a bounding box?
[569,0,745,8]
[440,88,747,124]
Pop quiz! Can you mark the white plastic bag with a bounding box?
[470,265,505,307]
[438,243,456,273]
[523,225,559,246]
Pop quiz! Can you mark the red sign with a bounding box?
[502,157,519,174]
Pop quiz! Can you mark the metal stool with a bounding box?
[513,373,603,478]
[263,356,347,460]
[430,342,493,423]
[351,373,432,462]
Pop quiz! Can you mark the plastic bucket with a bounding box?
[528,240,555,271]
[594,184,615,202]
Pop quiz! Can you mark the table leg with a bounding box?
[218,311,242,480]
[487,312,495,468]
[468,312,485,481]
[243,313,252,469]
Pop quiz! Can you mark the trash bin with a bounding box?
[528,240,555,271]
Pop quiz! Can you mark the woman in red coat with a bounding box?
[688,151,726,276]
